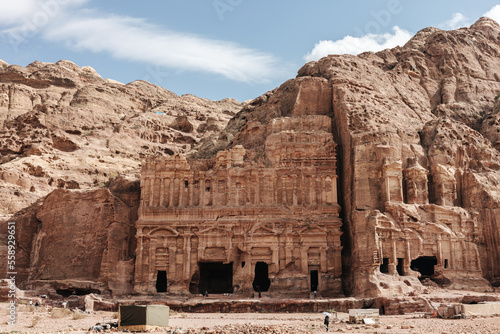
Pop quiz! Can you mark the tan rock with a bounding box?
[4,18,500,299]
[0,60,241,216]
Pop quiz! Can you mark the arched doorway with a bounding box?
[252,262,271,292]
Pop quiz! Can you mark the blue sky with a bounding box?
[1,1,499,102]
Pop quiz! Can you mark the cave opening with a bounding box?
[199,262,233,294]
[156,270,167,292]
[252,262,270,292]
[411,256,437,277]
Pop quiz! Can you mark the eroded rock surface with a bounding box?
[2,18,500,298]
[0,60,240,216]
[187,17,500,296]
[0,177,139,295]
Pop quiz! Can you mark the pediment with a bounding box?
[298,224,328,234]
[149,227,179,236]
[250,224,277,235]
[197,225,231,236]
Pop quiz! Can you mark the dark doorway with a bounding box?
[410,256,437,277]
[252,262,271,292]
[397,258,404,276]
[444,259,448,269]
[56,288,101,297]
[310,270,319,292]
[380,258,389,273]
[199,262,233,294]
[156,271,167,292]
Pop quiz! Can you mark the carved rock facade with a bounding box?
[135,112,343,297]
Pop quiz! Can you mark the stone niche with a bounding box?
[134,115,343,297]
[403,158,429,205]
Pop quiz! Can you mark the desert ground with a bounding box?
[2,301,500,334]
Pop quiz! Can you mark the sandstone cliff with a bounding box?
[0,177,139,296]
[0,60,240,216]
[194,17,500,296]
[3,18,500,298]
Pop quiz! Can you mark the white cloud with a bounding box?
[0,2,287,83]
[438,13,471,30]
[304,26,412,62]
[484,5,500,24]
[0,0,37,24]
[42,14,285,83]
[0,0,87,25]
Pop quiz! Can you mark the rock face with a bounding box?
[3,18,500,298]
[0,177,139,295]
[0,60,240,217]
[183,18,500,296]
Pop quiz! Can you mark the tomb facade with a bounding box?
[134,115,343,297]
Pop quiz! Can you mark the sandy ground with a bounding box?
[2,303,500,334]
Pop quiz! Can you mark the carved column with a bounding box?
[149,178,155,207]
[178,177,184,207]
[321,175,326,205]
[184,235,191,280]
[389,238,397,275]
[300,246,308,275]
[158,177,164,206]
[292,174,298,206]
[405,239,411,274]
[164,178,170,207]
[320,246,327,273]
[169,178,175,207]
[437,235,443,267]
[200,179,205,207]
[135,234,144,283]
[187,179,192,206]
[271,246,279,275]
[332,177,338,204]
[462,240,468,270]
[255,171,260,205]
[143,237,151,292]
[310,176,316,205]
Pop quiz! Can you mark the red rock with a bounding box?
[2,18,500,301]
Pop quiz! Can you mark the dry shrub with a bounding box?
[29,315,41,328]
[50,308,72,318]
[72,312,87,320]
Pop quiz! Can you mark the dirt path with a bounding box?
[2,303,500,333]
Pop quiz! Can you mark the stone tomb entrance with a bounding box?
[410,256,438,278]
[310,270,319,292]
[252,262,271,292]
[156,271,167,292]
[199,262,233,294]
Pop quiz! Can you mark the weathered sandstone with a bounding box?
[2,18,500,300]
[0,60,240,216]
